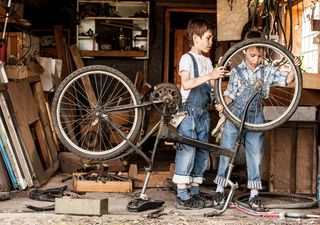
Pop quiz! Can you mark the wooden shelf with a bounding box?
[79,50,146,57]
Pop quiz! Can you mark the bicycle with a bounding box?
[51,38,302,215]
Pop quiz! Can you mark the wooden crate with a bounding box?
[73,172,132,193]
[5,65,43,80]
[128,163,175,188]
[263,121,318,194]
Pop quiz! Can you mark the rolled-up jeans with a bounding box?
[214,119,264,190]
[173,105,210,184]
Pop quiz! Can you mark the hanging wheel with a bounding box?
[52,65,143,160]
[215,38,302,131]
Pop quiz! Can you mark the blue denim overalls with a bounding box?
[214,66,265,190]
[173,53,213,184]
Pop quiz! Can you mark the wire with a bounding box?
[231,203,279,217]
[287,0,293,51]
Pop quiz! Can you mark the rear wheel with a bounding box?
[215,38,302,131]
[52,65,143,160]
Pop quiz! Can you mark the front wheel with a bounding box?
[215,38,302,131]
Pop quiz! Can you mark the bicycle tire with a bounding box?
[52,65,143,160]
[215,38,302,131]
[233,192,318,209]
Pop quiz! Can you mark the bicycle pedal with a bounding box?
[127,198,165,212]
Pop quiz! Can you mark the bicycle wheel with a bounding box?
[52,65,143,160]
[215,38,302,131]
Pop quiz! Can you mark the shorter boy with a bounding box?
[213,31,301,211]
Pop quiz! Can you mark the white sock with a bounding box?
[216,185,224,193]
[250,189,259,199]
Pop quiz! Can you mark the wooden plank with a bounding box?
[69,44,98,107]
[0,92,33,187]
[34,120,52,168]
[33,82,58,161]
[299,89,320,106]
[79,50,145,58]
[139,82,152,98]
[0,32,23,63]
[7,81,47,185]
[7,81,39,124]
[54,25,69,79]
[69,44,85,69]
[295,123,317,194]
[267,121,318,194]
[134,71,144,91]
[0,146,12,191]
[45,101,59,150]
[0,108,27,189]
[270,126,292,193]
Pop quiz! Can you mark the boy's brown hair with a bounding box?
[187,18,215,47]
[244,30,263,40]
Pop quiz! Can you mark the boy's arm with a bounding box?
[214,96,233,112]
[286,57,301,85]
[180,71,211,90]
[286,71,295,85]
[180,67,226,90]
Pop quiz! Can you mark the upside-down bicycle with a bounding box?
[51,38,302,216]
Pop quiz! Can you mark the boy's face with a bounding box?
[194,30,213,53]
[244,47,264,69]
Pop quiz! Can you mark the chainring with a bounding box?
[150,83,182,115]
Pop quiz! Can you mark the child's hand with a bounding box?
[293,56,301,67]
[209,66,228,80]
[215,103,224,112]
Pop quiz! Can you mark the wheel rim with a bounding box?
[55,69,141,157]
[217,39,302,131]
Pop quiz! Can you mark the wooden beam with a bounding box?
[156,3,215,9]
[54,25,69,79]
[302,73,320,90]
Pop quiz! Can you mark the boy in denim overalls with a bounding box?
[172,18,227,210]
[213,31,301,211]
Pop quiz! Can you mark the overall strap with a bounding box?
[187,53,199,77]
[234,64,266,86]
[234,66,252,87]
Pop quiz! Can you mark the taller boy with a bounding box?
[172,18,227,210]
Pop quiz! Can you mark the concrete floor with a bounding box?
[1,172,320,225]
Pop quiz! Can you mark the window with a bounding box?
[300,2,320,73]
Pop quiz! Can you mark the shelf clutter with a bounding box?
[77,0,150,58]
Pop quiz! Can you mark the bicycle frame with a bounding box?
[108,83,261,215]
